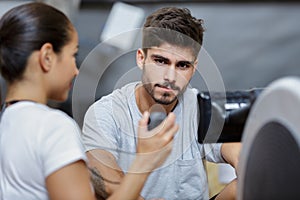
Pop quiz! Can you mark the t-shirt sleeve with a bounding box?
[38,111,87,177]
[81,101,120,159]
[202,143,226,163]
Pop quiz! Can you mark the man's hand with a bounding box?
[134,111,179,173]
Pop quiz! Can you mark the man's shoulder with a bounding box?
[89,82,138,110]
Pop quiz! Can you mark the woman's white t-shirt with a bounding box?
[0,101,87,200]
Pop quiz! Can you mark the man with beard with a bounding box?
[82,7,240,200]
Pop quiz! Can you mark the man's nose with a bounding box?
[164,66,176,83]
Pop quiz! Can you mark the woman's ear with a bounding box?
[39,43,55,72]
[136,48,146,69]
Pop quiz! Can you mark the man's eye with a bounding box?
[154,59,166,65]
[177,63,192,70]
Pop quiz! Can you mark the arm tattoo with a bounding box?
[89,167,121,200]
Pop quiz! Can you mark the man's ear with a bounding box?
[193,59,198,75]
[39,43,55,72]
[136,48,146,69]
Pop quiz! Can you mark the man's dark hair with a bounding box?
[142,7,205,57]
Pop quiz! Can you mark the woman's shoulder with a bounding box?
[21,102,79,129]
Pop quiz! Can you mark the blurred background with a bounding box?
[1,0,300,117]
[1,0,300,197]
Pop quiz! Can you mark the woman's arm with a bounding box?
[46,160,96,200]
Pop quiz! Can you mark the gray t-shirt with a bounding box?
[82,82,225,200]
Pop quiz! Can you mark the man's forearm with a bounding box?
[221,142,242,169]
[89,167,145,200]
[89,167,110,200]
[87,150,125,199]
[107,157,151,200]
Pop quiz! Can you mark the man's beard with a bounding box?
[143,81,181,105]
[154,91,177,105]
